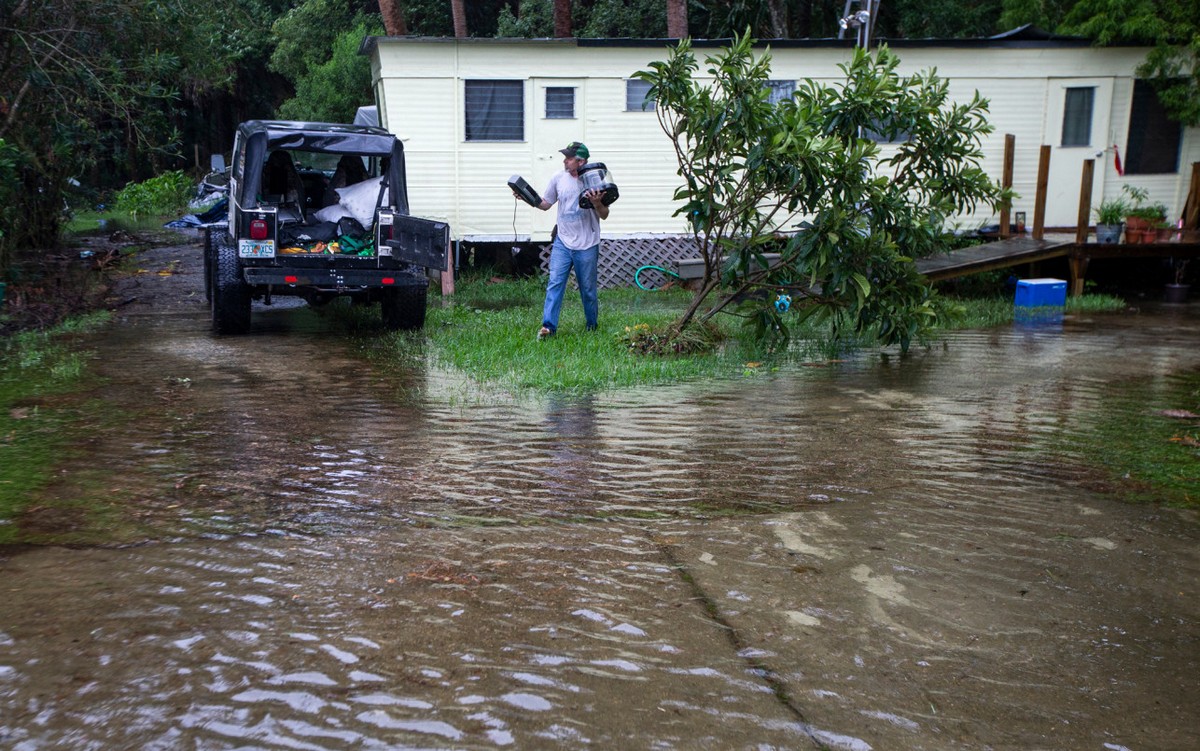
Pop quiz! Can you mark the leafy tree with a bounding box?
[498,0,666,39]
[497,0,553,37]
[277,18,385,122]
[578,0,667,38]
[271,0,364,83]
[1,0,179,272]
[998,0,1075,31]
[636,32,1010,351]
[878,0,1004,39]
[1061,0,1200,126]
[0,0,287,274]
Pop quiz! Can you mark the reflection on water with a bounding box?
[1,303,1198,749]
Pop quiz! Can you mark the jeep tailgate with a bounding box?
[383,215,450,270]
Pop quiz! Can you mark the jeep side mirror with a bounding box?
[210,154,227,173]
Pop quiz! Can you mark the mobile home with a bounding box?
[364,29,1197,249]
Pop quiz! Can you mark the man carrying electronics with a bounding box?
[521,141,610,340]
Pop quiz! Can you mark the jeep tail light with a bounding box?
[382,277,395,285]
[284,275,298,284]
[249,219,269,240]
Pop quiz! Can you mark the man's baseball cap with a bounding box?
[559,141,589,159]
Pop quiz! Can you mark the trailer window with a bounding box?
[465,80,524,141]
[1124,80,1181,174]
[546,87,575,119]
[625,79,655,112]
[1061,87,1094,147]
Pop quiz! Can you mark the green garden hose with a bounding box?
[635,264,683,291]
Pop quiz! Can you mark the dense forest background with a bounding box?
[1,0,1198,264]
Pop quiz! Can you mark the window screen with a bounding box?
[625,79,655,112]
[766,80,795,105]
[1061,87,1094,147]
[465,80,524,141]
[546,87,575,119]
[1124,80,1181,174]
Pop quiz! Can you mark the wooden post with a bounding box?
[1075,159,1094,246]
[441,240,455,296]
[1068,251,1090,298]
[1072,159,1095,297]
[999,134,1015,239]
[1183,162,1200,229]
[1032,145,1050,240]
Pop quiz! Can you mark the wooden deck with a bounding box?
[673,233,1198,296]
[914,234,1075,281]
[917,233,1200,295]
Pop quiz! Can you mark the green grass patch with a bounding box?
[351,275,841,396]
[341,275,1133,396]
[940,293,1128,329]
[0,312,110,542]
[1048,369,1200,508]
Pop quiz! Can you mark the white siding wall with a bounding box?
[373,38,1198,240]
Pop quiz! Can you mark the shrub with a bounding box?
[114,170,193,218]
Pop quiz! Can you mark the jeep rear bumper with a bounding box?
[242,267,427,289]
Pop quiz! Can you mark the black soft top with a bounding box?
[235,120,410,213]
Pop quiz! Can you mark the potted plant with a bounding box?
[1092,196,1127,244]
[1156,219,1181,243]
[1165,258,1191,303]
[1122,185,1167,244]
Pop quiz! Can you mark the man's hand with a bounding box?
[585,189,609,219]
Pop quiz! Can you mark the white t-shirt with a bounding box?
[543,170,601,250]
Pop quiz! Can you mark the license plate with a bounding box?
[239,239,275,258]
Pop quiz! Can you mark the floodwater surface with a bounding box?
[1,265,1197,750]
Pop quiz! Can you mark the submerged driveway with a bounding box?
[1,236,1197,749]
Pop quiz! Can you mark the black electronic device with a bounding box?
[508,175,542,207]
[577,163,619,209]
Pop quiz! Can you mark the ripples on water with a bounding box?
[1,305,1197,749]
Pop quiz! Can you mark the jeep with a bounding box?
[204,120,448,334]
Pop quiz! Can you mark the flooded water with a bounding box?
[2,280,1198,749]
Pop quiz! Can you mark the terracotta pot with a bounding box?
[1124,216,1150,232]
[1134,228,1160,244]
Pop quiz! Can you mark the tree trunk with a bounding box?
[666,0,687,39]
[676,279,717,332]
[378,0,408,35]
[451,0,467,37]
[553,0,572,38]
[765,0,787,39]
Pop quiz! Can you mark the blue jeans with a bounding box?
[541,237,599,333]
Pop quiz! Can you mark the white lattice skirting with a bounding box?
[537,236,702,289]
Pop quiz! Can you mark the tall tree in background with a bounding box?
[554,0,572,37]
[379,0,409,34]
[452,0,468,36]
[667,0,688,38]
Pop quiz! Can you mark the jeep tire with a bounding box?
[211,232,252,335]
[380,282,428,331]
[203,228,215,303]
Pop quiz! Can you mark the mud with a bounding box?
[0,232,1197,749]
